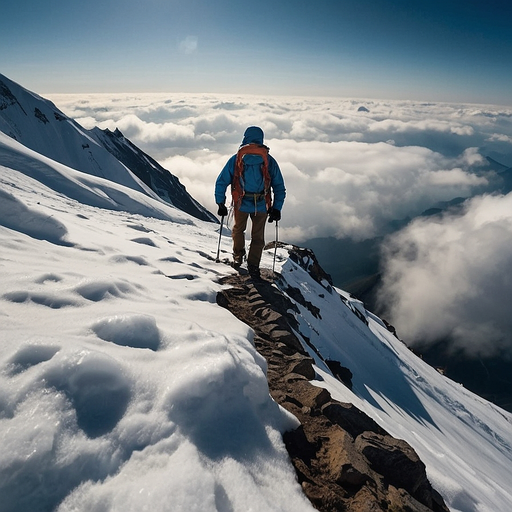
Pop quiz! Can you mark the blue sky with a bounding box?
[2,0,512,105]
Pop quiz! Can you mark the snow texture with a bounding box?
[1,101,512,512]
[0,132,309,512]
[280,256,512,512]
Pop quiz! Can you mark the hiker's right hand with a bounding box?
[217,203,228,216]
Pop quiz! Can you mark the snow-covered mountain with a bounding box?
[1,76,512,512]
[0,73,215,222]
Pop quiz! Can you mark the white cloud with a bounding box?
[179,36,198,55]
[377,192,512,357]
[48,93,512,242]
[43,93,512,357]
[267,138,489,240]
[114,114,196,147]
[488,133,512,144]
[367,118,475,136]
[424,168,487,187]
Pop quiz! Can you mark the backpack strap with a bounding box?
[232,143,272,211]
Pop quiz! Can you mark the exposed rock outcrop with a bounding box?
[217,267,448,512]
[93,127,217,222]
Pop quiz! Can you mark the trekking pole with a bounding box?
[216,215,225,263]
[272,220,279,274]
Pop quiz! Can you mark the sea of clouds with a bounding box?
[50,93,512,356]
[378,192,512,357]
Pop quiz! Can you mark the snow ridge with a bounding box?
[217,269,449,511]
[0,73,215,222]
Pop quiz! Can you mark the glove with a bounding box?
[217,203,228,217]
[268,208,281,223]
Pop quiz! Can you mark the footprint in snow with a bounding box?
[34,273,63,284]
[130,237,158,247]
[166,273,197,280]
[7,344,60,375]
[109,254,150,266]
[126,223,152,233]
[3,290,79,309]
[158,256,183,263]
[75,280,139,302]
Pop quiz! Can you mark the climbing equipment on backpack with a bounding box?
[232,143,272,211]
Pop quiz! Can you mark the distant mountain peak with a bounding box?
[0,73,215,223]
[485,155,509,172]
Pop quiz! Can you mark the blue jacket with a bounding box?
[215,127,286,214]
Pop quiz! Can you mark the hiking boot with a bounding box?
[233,253,244,269]
[247,264,261,279]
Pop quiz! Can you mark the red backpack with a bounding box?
[232,143,272,211]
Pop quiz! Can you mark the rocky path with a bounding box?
[217,268,448,512]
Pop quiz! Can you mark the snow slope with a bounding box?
[1,109,512,512]
[0,75,154,198]
[0,73,215,222]
[0,133,314,512]
[279,254,512,512]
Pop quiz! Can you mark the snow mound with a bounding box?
[92,314,161,351]
[0,189,70,246]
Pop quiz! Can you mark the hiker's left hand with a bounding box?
[268,208,281,223]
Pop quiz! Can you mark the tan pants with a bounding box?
[232,210,268,267]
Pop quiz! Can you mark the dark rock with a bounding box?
[284,285,322,318]
[215,291,229,309]
[356,432,440,509]
[275,342,301,356]
[326,359,353,389]
[324,428,371,489]
[383,318,398,338]
[289,358,316,380]
[0,78,23,112]
[322,402,388,439]
[271,330,304,351]
[284,372,308,384]
[296,383,331,410]
[337,463,368,487]
[283,425,320,471]
[288,246,334,288]
[34,107,49,124]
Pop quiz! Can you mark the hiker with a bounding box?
[215,126,286,277]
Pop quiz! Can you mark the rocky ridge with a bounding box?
[216,248,448,512]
